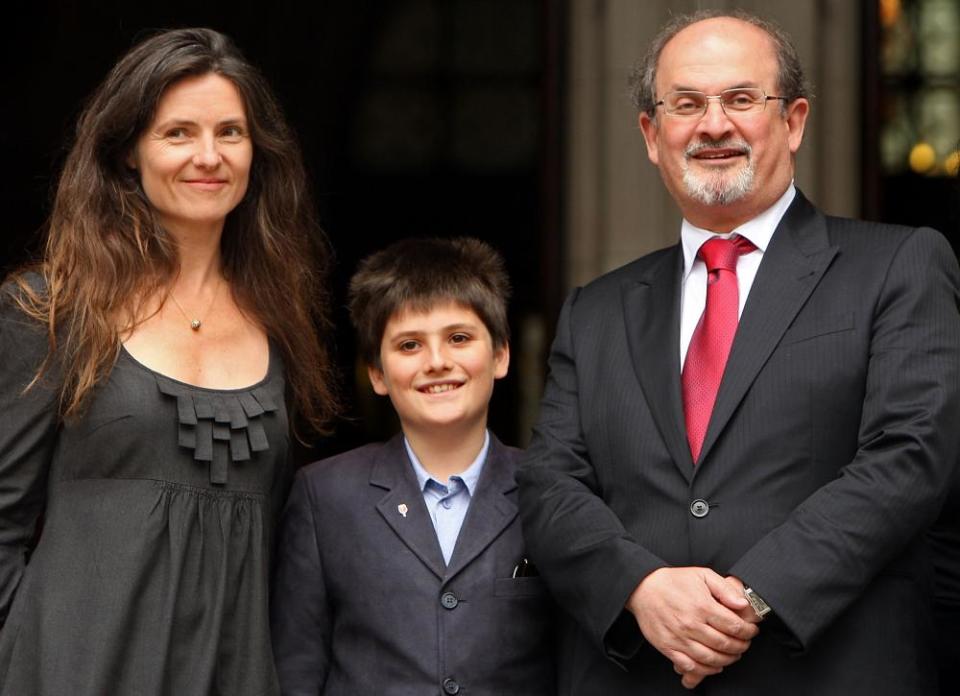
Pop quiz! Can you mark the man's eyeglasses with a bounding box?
[654,88,788,118]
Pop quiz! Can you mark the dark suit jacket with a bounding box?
[928,462,960,695]
[518,191,960,695]
[271,434,555,696]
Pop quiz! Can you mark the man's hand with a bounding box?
[625,567,760,689]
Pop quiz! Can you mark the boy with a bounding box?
[271,238,555,695]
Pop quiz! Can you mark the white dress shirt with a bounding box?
[679,184,797,368]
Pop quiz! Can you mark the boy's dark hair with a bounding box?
[348,237,511,367]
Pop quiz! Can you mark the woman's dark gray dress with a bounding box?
[0,290,290,695]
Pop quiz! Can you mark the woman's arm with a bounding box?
[0,287,58,625]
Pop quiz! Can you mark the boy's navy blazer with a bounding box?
[271,433,555,696]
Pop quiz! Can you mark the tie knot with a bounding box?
[698,235,756,273]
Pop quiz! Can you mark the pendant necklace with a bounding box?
[169,278,222,332]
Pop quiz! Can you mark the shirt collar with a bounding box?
[681,183,796,280]
[404,430,490,496]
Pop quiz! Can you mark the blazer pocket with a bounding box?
[494,576,547,598]
[781,311,855,346]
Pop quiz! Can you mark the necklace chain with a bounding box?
[169,278,222,332]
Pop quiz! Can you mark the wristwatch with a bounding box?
[743,587,772,620]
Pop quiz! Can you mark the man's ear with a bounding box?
[639,111,660,166]
[367,364,389,396]
[784,97,810,154]
[493,342,510,380]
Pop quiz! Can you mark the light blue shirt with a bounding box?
[404,431,490,565]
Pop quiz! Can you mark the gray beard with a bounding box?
[681,142,754,206]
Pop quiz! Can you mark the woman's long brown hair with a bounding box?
[10,28,338,435]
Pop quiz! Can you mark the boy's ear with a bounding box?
[367,364,390,396]
[493,342,510,380]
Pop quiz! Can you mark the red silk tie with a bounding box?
[682,235,757,463]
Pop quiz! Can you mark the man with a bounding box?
[519,10,960,695]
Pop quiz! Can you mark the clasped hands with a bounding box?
[625,567,761,690]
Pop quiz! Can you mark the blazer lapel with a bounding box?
[371,435,447,580]
[444,436,519,581]
[696,191,839,467]
[621,247,695,480]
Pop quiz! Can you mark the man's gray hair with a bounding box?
[629,9,811,117]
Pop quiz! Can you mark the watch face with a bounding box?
[745,588,771,617]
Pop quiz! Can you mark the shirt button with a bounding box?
[690,499,710,518]
[442,678,461,694]
[441,498,453,509]
[440,592,459,609]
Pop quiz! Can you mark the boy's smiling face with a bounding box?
[368,301,509,439]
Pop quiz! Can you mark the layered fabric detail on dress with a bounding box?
[155,377,279,486]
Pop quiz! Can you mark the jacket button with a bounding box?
[440,592,459,609]
[690,499,709,518]
[442,677,461,694]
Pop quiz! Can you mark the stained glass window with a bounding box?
[879,0,960,177]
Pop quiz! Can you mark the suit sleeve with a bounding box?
[729,226,960,650]
[271,470,332,695]
[0,290,58,627]
[518,288,667,662]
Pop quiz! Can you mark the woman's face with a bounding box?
[130,72,253,237]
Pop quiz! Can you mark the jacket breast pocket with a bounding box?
[494,576,547,598]
[780,311,855,346]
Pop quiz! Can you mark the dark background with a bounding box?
[862,0,960,252]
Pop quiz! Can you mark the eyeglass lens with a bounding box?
[664,88,767,116]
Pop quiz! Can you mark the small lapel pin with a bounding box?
[397,503,408,518]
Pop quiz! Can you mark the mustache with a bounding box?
[685,139,752,158]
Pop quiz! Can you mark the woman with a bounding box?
[0,28,336,695]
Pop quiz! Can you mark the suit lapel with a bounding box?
[371,435,447,580]
[696,192,839,468]
[622,247,695,480]
[445,436,518,581]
